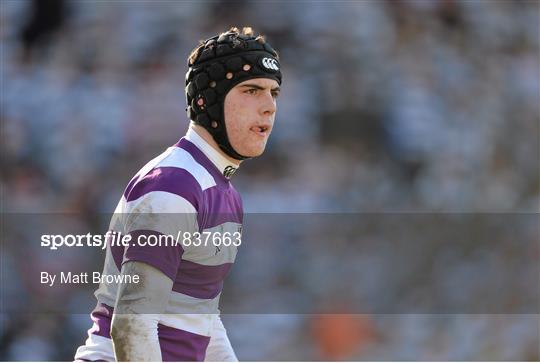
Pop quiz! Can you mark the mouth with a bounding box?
[250,125,271,137]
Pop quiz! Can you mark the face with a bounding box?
[223,78,280,158]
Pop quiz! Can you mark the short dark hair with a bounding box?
[188,26,275,66]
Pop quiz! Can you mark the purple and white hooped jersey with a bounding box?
[75,130,242,362]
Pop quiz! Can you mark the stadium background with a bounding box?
[1,0,539,360]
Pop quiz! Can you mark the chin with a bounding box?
[245,149,265,158]
[242,145,266,158]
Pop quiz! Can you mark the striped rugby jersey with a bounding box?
[75,128,242,361]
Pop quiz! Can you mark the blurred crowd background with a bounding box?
[1,0,539,361]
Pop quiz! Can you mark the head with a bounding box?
[185,27,282,161]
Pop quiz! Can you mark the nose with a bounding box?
[260,90,276,116]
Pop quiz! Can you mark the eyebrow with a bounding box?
[239,83,281,92]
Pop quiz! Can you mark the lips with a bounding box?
[250,124,271,137]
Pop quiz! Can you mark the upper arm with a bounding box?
[122,189,199,281]
[113,184,199,313]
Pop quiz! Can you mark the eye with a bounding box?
[245,88,258,95]
[271,91,280,99]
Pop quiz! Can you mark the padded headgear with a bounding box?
[185,29,282,160]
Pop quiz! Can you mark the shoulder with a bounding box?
[123,146,218,212]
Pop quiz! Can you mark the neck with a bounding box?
[189,124,242,166]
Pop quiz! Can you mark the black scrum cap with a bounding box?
[185,29,282,160]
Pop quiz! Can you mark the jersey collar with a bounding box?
[185,127,240,179]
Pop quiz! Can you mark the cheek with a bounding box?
[224,97,250,135]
